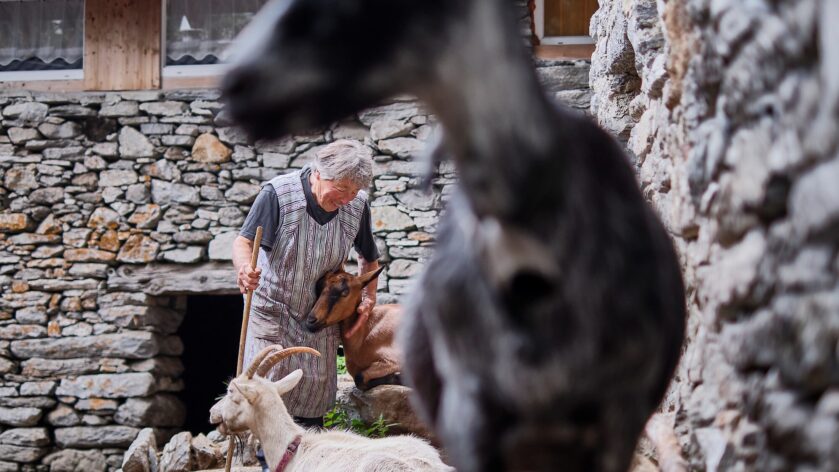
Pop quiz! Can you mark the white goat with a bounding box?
[210,345,453,472]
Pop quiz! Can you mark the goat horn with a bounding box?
[244,344,285,379]
[256,347,321,377]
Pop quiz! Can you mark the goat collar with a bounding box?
[274,435,302,472]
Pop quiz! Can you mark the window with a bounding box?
[164,0,268,77]
[0,0,84,80]
[534,0,598,45]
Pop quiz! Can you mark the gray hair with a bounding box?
[313,140,374,189]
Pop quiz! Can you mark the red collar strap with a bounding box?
[275,435,302,472]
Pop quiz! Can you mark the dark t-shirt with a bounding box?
[239,167,380,261]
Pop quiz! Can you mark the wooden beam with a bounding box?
[162,75,223,90]
[84,0,161,91]
[534,44,595,60]
[0,80,86,92]
[107,262,239,296]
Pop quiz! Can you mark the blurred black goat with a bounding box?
[221,0,686,470]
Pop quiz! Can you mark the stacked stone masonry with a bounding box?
[591,0,839,471]
[0,55,590,470]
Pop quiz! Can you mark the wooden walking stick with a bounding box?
[225,226,263,472]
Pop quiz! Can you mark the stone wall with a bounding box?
[591,0,839,470]
[0,90,446,471]
[0,55,591,470]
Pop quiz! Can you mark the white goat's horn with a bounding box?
[245,344,284,379]
[256,347,321,377]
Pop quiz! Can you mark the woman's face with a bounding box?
[314,171,361,211]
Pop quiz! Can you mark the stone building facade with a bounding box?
[0,53,590,472]
[0,89,447,471]
[591,0,839,470]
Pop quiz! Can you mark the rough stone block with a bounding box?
[387,259,422,278]
[224,182,260,204]
[150,180,200,206]
[129,357,184,377]
[0,427,50,447]
[19,381,56,396]
[99,305,183,334]
[370,118,414,141]
[790,157,839,238]
[68,263,110,278]
[87,207,121,229]
[43,448,108,471]
[7,127,41,144]
[11,332,159,360]
[262,152,290,168]
[115,394,185,427]
[0,324,47,340]
[371,206,415,233]
[359,102,422,127]
[56,373,156,399]
[101,101,140,117]
[0,407,42,427]
[64,248,116,263]
[376,137,424,159]
[7,233,60,245]
[0,444,48,463]
[122,427,158,472]
[2,102,48,123]
[191,133,231,163]
[191,433,222,470]
[99,169,139,187]
[159,431,193,472]
[117,235,160,264]
[22,358,100,378]
[139,101,189,116]
[3,166,39,192]
[119,126,155,158]
[208,231,237,261]
[46,405,81,427]
[75,398,119,413]
[0,214,30,233]
[0,397,55,410]
[38,121,81,139]
[140,123,174,135]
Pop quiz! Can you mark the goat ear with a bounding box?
[274,369,304,395]
[358,265,384,288]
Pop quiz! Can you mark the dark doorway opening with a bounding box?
[179,295,243,435]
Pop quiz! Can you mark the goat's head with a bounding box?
[305,266,384,333]
[221,0,461,139]
[210,345,320,434]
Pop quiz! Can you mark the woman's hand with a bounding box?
[346,298,374,338]
[237,263,262,294]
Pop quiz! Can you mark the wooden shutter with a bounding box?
[84,0,161,90]
[544,0,598,37]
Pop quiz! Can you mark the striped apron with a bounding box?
[243,167,366,417]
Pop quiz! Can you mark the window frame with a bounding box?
[533,0,596,46]
[0,0,244,91]
[0,0,86,86]
[160,0,267,88]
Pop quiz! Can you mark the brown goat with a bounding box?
[304,266,403,391]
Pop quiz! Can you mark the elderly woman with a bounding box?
[232,139,380,428]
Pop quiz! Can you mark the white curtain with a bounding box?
[166,0,266,65]
[0,0,84,71]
